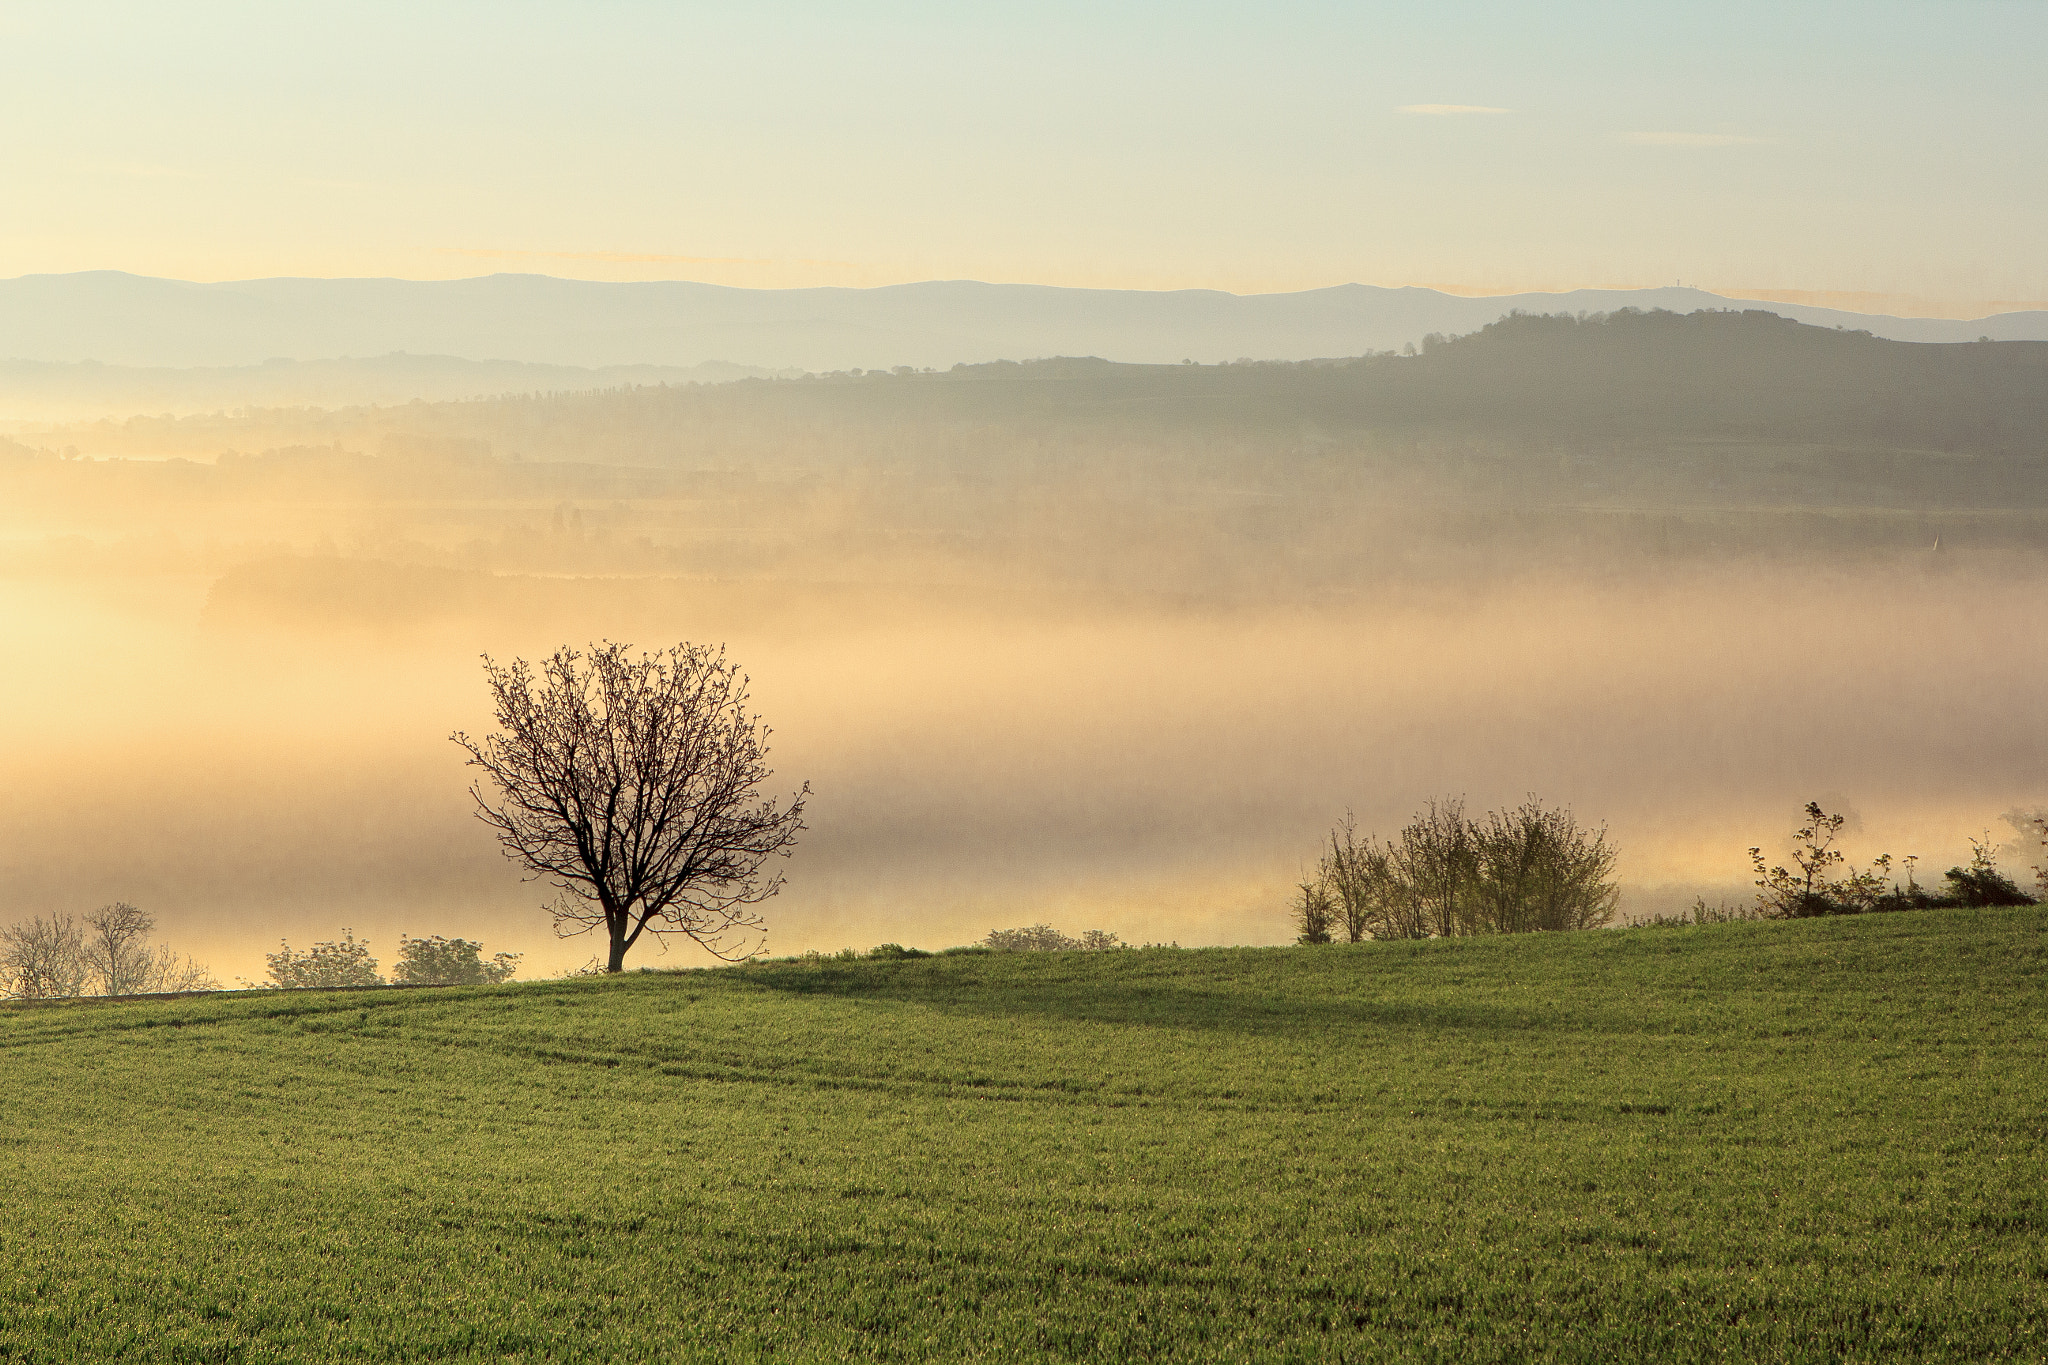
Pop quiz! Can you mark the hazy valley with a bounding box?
[5,304,2043,981]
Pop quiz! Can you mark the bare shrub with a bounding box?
[1469,799,1620,932]
[0,915,87,999]
[2,905,216,998]
[1300,796,1618,940]
[1391,798,1478,938]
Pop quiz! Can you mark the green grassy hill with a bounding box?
[3,909,2043,1362]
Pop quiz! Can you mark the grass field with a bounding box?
[2,908,2044,1362]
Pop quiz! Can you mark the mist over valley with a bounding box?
[5,305,2042,980]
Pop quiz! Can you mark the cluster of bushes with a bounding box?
[983,924,1128,952]
[262,932,520,988]
[0,903,218,1000]
[773,926,1134,964]
[1294,797,1619,943]
[1746,802,2043,918]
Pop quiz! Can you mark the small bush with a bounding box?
[867,943,931,960]
[1752,805,2037,918]
[1752,803,1896,917]
[392,935,521,986]
[983,925,1127,952]
[1940,835,2036,907]
[1292,878,1335,944]
[265,931,382,989]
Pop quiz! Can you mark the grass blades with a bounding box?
[1,907,2043,1361]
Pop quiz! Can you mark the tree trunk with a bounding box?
[606,930,629,973]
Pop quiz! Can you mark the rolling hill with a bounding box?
[1,909,2042,1360]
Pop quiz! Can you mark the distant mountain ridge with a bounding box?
[3,271,2044,373]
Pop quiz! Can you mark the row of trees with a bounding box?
[1294,797,1619,943]
[0,904,218,1000]
[263,932,521,988]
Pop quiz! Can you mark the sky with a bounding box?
[3,1,2045,314]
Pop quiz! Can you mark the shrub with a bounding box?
[1469,799,1620,932]
[265,931,383,989]
[1939,835,2036,908]
[2012,809,2048,901]
[1302,797,1616,940]
[1751,804,2037,917]
[391,935,521,985]
[1323,813,1393,942]
[1750,803,1896,917]
[983,925,1127,952]
[1292,878,1335,944]
[0,915,87,999]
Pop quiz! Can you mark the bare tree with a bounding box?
[1323,812,1396,942]
[81,902,218,995]
[454,642,808,971]
[2,904,216,998]
[1390,798,1476,938]
[0,914,87,999]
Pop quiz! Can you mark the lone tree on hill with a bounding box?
[454,642,808,971]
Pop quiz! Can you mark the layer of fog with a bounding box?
[3,557,2040,984]
[7,342,2044,983]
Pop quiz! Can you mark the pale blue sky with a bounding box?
[3,1,2041,310]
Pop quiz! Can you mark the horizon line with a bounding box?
[3,269,2043,322]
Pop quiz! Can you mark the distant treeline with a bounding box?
[279,307,2041,459]
[11,307,2048,604]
